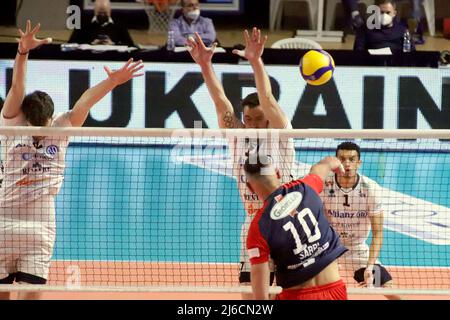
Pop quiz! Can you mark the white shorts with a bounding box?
[0,195,56,281]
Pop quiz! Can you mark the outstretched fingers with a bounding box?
[130,60,144,73]
[243,29,250,47]
[122,58,134,70]
[26,20,31,33]
[104,66,112,76]
[37,37,52,46]
[186,36,197,49]
[31,23,41,35]
[210,42,217,53]
[194,32,206,49]
[261,34,268,47]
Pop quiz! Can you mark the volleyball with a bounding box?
[299,50,335,86]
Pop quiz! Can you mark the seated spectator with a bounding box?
[354,0,415,52]
[68,0,135,47]
[344,0,425,44]
[169,0,216,47]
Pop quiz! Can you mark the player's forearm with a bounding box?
[12,51,28,89]
[70,78,116,126]
[249,58,273,107]
[200,63,227,103]
[3,52,29,118]
[368,233,383,266]
[199,63,235,127]
[251,278,269,300]
[250,263,270,300]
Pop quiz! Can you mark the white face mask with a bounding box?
[186,9,200,21]
[380,13,393,26]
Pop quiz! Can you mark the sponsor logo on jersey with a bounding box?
[328,210,369,218]
[270,192,302,220]
[22,153,33,161]
[46,145,59,156]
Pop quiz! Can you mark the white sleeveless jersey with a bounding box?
[0,111,72,207]
[321,174,384,249]
[228,123,295,216]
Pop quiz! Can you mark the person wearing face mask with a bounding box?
[169,0,217,47]
[353,0,415,52]
[68,0,135,47]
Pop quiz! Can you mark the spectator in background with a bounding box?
[343,0,425,44]
[169,0,216,47]
[353,0,415,52]
[68,0,135,47]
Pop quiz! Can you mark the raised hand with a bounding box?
[104,59,144,86]
[186,32,217,66]
[16,20,52,54]
[232,27,267,63]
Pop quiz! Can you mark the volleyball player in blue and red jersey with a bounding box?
[245,155,348,300]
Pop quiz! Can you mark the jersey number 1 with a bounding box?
[343,194,351,207]
[283,208,321,255]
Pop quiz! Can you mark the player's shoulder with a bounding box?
[359,175,380,190]
[359,175,383,198]
[52,112,72,128]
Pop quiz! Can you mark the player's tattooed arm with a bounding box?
[222,111,242,129]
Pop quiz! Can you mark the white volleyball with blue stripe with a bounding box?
[299,49,336,86]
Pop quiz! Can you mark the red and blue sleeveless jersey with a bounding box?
[247,174,347,289]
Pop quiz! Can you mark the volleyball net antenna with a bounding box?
[0,127,449,296]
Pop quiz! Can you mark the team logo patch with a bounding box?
[46,145,59,156]
[270,192,303,220]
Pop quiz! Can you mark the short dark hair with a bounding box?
[336,142,361,159]
[241,92,260,110]
[243,154,272,176]
[21,91,54,126]
[375,0,397,8]
[180,0,197,7]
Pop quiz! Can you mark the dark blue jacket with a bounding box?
[354,18,415,52]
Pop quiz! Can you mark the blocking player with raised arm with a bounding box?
[320,142,401,300]
[0,20,144,300]
[187,28,295,298]
[245,155,348,300]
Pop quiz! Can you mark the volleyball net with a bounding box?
[0,127,449,296]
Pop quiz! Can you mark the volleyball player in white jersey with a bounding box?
[187,28,295,298]
[321,142,401,300]
[0,20,144,300]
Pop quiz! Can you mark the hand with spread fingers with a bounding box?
[232,27,267,64]
[186,32,217,67]
[16,20,52,55]
[104,58,145,86]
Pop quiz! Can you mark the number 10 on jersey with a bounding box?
[283,208,321,255]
